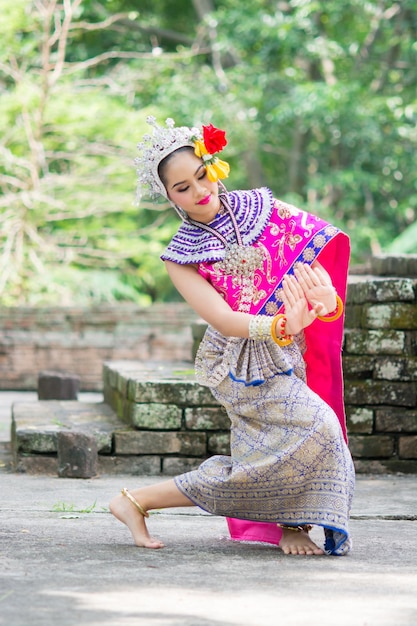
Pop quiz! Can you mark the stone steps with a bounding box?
[11,401,128,475]
[10,345,417,475]
[11,361,230,477]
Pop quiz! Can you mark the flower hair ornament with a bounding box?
[135,116,230,203]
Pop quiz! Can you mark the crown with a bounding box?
[135,116,201,200]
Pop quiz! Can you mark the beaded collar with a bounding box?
[160,187,274,265]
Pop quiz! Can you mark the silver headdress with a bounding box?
[135,116,201,201]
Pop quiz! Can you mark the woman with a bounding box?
[110,117,354,556]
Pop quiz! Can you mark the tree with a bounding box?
[210,0,417,256]
[0,0,169,304]
[1,0,416,306]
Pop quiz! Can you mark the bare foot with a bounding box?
[109,493,164,549]
[279,528,324,556]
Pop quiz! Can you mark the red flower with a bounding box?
[202,124,227,154]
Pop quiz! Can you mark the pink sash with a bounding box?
[199,199,350,545]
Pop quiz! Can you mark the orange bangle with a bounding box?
[317,294,344,322]
[271,315,293,346]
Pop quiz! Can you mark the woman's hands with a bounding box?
[282,263,337,336]
[294,263,337,315]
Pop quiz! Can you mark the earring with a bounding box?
[218,180,228,195]
[172,203,189,222]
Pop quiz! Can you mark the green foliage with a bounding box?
[0,0,416,305]
[388,220,417,254]
[52,500,97,513]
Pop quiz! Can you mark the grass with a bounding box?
[51,500,98,513]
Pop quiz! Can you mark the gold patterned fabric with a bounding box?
[171,190,354,555]
[175,331,354,555]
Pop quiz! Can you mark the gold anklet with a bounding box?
[278,524,313,533]
[121,488,149,518]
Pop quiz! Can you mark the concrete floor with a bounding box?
[1,392,416,626]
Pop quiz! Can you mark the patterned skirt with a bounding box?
[175,327,355,555]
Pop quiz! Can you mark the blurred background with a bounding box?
[1,0,416,307]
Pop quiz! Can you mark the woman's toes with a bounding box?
[144,538,165,549]
[279,529,324,556]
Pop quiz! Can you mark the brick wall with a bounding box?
[0,304,197,390]
[343,255,417,473]
[2,254,417,473]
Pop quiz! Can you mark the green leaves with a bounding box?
[1,0,416,305]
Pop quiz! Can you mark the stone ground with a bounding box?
[1,392,417,626]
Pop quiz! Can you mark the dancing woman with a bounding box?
[110,118,354,556]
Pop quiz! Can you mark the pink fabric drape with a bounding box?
[198,200,350,545]
[205,202,350,545]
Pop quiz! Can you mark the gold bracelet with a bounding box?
[270,315,293,346]
[317,294,344,322]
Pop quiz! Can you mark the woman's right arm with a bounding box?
[165,261,253,338]
[165,260,322,339]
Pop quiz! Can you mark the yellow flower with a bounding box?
[194,139,208,158]
[194,139,230,181]
[206,158,230,182]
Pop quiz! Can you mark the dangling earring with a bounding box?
[218,180,228,195]
[172,203,189,222]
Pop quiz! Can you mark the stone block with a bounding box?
[38,371,80,400]
[104,361,146,390]
[347,277,415,304]
[57,431,98,478]
[344,380,416,407]
[127,379,214,406]
[376,409,417,433]
[375,279,416,302]
[98,455,162,475]
[11,401,123,455]
[102,361,213,406]
[115,431,207,456]
[115,372,129,396]
[104,388,128,423]
[12,426,57,454]
[162,457,202,475]
[399,436,417,459]
[185,407,229,430]
[349,435,395,458]
[128,403,182,429]
[342,356,375,379]
[344,329,406,355]
[101,363,111,389]
[363,303,417,330]
[346,408,374,434]
[374,357,417,381]
[344,304,363,329]
[103,363,118,389]
[371,254,417,278]
[13,456,58,475]
[208,433,231,455]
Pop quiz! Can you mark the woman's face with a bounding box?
[163,150,220,223]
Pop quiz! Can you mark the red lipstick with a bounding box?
[198,195,211,205]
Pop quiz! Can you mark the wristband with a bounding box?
[317,294,344,322]
[271,314,293,346]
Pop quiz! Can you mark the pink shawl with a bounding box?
[197,196,350,545]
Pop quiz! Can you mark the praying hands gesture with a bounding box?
[282,262,337,336]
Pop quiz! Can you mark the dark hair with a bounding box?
[158,145,195,189]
